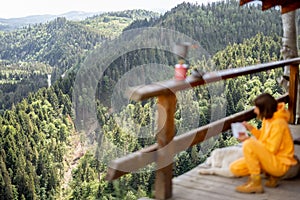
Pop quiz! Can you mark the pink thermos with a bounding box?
[174,42,190,80]
[174,62,188,80]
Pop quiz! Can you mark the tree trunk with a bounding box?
[281,11,299,123]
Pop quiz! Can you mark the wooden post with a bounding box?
[288,64,299,124]
[155,93,176,200]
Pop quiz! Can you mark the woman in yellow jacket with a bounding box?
[230,93,297,193]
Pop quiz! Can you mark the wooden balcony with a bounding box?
[140,132,300,200]
[106,57,300,200]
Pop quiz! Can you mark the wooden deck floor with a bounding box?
[170,164,300,200]
[170,125,300,200]
[139,166,300,200]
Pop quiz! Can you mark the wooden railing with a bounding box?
[106,57,300,200]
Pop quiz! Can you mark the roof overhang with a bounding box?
[240,0,300,14]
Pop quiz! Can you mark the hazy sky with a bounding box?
[0,0,224,19]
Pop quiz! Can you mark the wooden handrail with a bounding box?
[107,57,300,200]
[126,57,300,101]
[106,94,289,181]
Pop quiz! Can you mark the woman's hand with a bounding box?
[235,121,253,142]
[237,132,249,142]
[242,121,254,131]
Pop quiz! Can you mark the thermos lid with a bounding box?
[175,64,188,68]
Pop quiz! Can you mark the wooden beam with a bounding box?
[127,58,300,102]
[239,0,255,6]
[282,2,300,14]
[240,0,300,13]
[105,94,288,181]
[288,64,299,124]
[261,0,274,11]
[106,144,158,181]
[155,94,176,200]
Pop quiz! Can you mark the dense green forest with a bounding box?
[0,61,52,110]
[125,1,284,55]
[0,0,296,199]
[0,10,156,112]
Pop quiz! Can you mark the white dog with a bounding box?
[198,145,243,177]
[198,145,300,179]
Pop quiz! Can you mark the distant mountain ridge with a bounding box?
[0,11,104,31]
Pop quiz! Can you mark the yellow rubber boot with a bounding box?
[236,174,264,193]
[265,176,279,188]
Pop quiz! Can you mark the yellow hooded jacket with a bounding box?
[250,102,297,166]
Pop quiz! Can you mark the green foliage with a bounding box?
[0,84,73,199]
[0,1,297,200]
[0,61,51,110]
[0,16,104,111]
[0,9,159,117]
[0,17,103,73]
[82,10,159,39]
[144,0,284,55]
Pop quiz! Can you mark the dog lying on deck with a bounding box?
[198,145,243,177]
[198,145,300,179]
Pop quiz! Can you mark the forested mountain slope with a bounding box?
[0,85,73,199]
[125,0,283,54]
[0,10,157,74]
[81,9,159,39]
[0,17,102,111]
[0,10,157,111]
[0,1,296,199]
[0,11,104,31]
[0,17,103,73]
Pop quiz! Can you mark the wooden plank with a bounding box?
[172,184,226,200]
[281,1,300,14]
[106,144,158,181]
[172,162,300,200]
[174,174,239,189]
[261,1,275,11]
[174,175,260,200]
[288,64,299,124]
[141,177,300,200]
[172,172,300,200]
[127,58,300,101]
[239,0,253,6]
[155,94,176,200]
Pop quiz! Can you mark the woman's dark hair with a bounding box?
[254,93,277,119]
